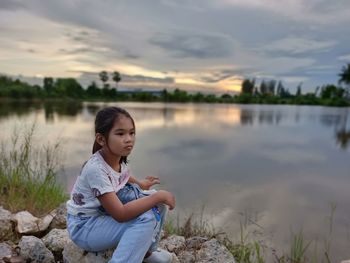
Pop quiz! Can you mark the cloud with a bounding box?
[217,0,350,23]
[264,37,337,55]
[150,32,232,59]
[338,54,350,61]
[0,0,24,11]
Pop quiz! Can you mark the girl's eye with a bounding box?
[116,133,124,136]
[130,132,135,136]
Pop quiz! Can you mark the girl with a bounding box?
[66,106,175,263]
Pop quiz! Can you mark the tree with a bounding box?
[296,83,302,97]
[43,77,54,96]
[276,81,285,97]
[112,71,121,88]
[86,81,101,98]
[99,71,109,88]
[266,80,276,95]
[339,63,350,98]
[241,79,255,95]
[259,80,267,95]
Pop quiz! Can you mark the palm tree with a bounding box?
[338,63,350,98]
[112,71,121,89]
[99,71,109,88]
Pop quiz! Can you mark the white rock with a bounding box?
[0,242,13,259]
[340,260,350,263]
[196,238,235,263]
[0,207,13,241]
[42,228,69,253]
[18,236,55,263]
[62,239,114,263]
[50,203,67,229]
[177,250,196,263]
[159,235,185,253]
[14,211,54,234]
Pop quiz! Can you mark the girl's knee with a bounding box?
[138,210,157,226]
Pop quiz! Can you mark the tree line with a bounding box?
[0,64,349,106]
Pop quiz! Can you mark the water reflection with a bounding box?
[0,102,349,149]
[0,102,349,261]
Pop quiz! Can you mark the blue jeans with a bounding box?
[67,193,167,263]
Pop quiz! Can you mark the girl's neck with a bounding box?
[99,149,121,172]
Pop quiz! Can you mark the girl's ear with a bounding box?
[95,133,105,146]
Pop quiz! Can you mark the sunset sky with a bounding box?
[1,0,350,93]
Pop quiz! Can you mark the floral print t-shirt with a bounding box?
[66,150,130,217]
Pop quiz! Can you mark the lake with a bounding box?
[1,101,349,261]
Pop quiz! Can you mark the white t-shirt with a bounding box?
[66,151,130,216]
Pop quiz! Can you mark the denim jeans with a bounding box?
[67,188,167,263]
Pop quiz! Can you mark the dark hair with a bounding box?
[92,106,135,164]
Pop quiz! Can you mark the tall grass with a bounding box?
[164,208,338,263]
[290,229,312,263]
[0,124,68,216]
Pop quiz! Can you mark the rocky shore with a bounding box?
[0,205,236,263]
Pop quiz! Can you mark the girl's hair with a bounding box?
[92,106,135,164]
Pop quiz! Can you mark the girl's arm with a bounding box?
[97,190,175,222]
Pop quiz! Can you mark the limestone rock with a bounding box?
[14,211,54,234]
[62,239,114,263]
[49,203,67,229]
[42,228,69,260]
[159,235,185,253]
[196,238,235,263]
[0,243,12,259]
[177,250,196,263]
[0,207,13,241]
[18,236,55,263]
[185,236,208,249]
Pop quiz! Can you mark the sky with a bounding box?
[1,0,350,94]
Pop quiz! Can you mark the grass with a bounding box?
[0,124,68,216]
[164,207,339,263]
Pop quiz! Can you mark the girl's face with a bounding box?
[104,115,135,157]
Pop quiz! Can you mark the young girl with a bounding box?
[66,106,175,263]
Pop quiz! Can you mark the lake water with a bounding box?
[1,101,349,261]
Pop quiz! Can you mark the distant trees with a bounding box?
[241,79,255,94]
[1,65,350,107]
[339,63,350,98]
[112,71,121,88]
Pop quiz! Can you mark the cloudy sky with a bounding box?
[1,0,350,93]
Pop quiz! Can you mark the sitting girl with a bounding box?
[66,106,175,263]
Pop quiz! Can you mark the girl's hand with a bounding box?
[156,190,176,210]
[139,176,160,190]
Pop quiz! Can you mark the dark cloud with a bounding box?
[197,70,240,83]
[123,74,174,84]
[150,32,232,59]
[74,71,174,85]
[0,0,24,10]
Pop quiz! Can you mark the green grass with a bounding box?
[0,124,68,216]
[164,209,339,263]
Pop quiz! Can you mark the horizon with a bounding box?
[1,1,350,94]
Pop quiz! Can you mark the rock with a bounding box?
[0,207,13,241]
[177,250,196,263]
[0,243,12,259]
[170,253,180,263]
[2,255,25,263]
[62,239,114,263]
[18,236,55,263]
[341,261,350,263]
[159,235,185,253]
[42,228,69,261]
[196,239,235,263]
[50,203,67,229]
[185,236,208,249]
[14,211,54,234]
